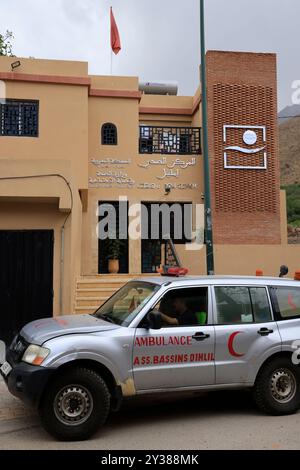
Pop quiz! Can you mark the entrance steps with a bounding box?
[74,274,154,314]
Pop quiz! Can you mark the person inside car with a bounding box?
[160,296,197,326]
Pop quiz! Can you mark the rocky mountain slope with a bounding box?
[279,105,300,186]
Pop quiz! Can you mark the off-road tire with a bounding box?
[39,367,110,441]
[254,357,300,416]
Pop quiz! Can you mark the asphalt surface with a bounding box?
[0,379,300,450]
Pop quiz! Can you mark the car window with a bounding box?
[271,286,300,320]
[215,287,252,324]
[250,287,272,323]
[152,287,208,327]
[215,286,272,325]
[93,281,160,326]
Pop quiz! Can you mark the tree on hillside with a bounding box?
[0,31,14,56]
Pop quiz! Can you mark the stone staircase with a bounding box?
[74,274,153,314]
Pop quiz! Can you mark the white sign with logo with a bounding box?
[223,125,267,170]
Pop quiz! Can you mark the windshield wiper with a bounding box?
[99,313,115,324]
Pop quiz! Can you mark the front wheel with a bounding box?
[254,357,300,415]
[39,367,110,441]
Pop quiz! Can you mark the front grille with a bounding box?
[7,335,29,364]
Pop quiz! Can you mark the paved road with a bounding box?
[0,380,300,450]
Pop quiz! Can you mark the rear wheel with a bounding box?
[254,357,300,415]
[39,367,110,441]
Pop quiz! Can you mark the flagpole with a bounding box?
[110,49,113,75]
[200,0,214,275]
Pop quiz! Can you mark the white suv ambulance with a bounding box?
[1,274,300,441]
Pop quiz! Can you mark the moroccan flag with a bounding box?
[110,7,121,55]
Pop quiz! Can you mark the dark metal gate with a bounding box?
[0,230,54,344]
[141,202,192,273]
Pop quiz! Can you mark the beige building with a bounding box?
[0,51,298,342]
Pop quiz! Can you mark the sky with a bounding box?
[0,0,299,111]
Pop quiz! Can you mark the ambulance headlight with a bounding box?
[22,345,50,366]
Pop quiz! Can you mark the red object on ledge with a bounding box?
[159,266,189,277]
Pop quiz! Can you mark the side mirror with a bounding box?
[147,310,162,330]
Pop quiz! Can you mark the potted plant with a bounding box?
[105,237,124,274]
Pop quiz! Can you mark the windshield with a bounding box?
[93,281,161,326]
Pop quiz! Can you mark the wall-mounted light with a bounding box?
[164,184,171,195]
[11,60,21,71]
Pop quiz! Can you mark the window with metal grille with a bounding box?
[139,126,201,155]
[0,99,39,137]
[101,123,118,145]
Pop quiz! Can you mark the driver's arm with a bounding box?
[160,312,179,326]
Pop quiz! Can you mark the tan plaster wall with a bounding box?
[214,244,300,278]
[84,92,204,275]
[140,94,194,109]
[1,81,88,190]
[0,56,88,76]
[90,75,138,91]
[63,188,83,313]
[280,189,288,245]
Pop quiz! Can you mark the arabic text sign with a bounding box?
[89,156,199,189]
[138,157,196,181]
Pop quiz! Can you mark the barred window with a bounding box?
[139,126,201,155]
[0,99,39,137]
[101,123,118,145]
[139,126,153,153]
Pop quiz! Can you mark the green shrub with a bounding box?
[282,184,300,227]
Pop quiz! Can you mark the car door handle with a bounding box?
[192,332,210,341]
[257,327,274,336]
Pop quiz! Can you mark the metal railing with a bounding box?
[139,126,201,155]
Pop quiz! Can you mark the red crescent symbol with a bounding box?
[228,331,245,357]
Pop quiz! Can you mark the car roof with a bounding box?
[130,275,300,287]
